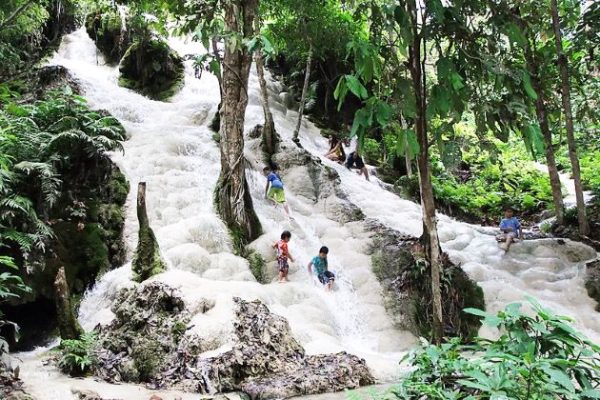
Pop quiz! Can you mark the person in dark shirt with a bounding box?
[345,148,370,181]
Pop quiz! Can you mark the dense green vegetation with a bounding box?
[349,299,600,399]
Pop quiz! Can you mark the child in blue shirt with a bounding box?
[264,165,292,220]
[307,246,335,291]
[499,207,522,252]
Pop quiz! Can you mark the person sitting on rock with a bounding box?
[274,230,295,283]
[324,136,346,164]
[264,165,292,220]
[345,148,370,181]
[307,246,335,291]
[498,207,522,252]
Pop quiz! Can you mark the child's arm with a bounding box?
[287,251,295,263]
[307,261,313,275]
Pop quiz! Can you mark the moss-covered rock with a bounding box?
[1,163,128,350]
[118,39,184,101]
[85,8,130,64]
[368,220,485,341]
[585,259,600,312]
[247,250,267,283]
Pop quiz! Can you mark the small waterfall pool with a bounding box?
[11,28,599,399]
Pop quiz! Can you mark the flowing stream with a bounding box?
[12,28,599,399]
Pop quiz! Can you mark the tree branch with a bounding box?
[0,0,36,30]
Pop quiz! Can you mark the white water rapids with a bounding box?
[13,28,599,399]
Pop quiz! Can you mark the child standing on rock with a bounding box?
[274,230,295,283]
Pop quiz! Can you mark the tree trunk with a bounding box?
[401,115,412,177]
[215,0,262,249]
[54,267,83,340]
[132,182,166,282]
[254,16,277,156]
[550,0,589,235]
[524,46,565,224]
[292,44,313,144]
[407,0,443,344]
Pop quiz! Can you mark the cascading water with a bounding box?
[13,27,599,399]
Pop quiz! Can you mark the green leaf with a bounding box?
[333,77,349,111]
[521,71,538,100]
[374,101,392,127]
[541,366,575,392]
[581,389,600,399]
[345,75,368,100]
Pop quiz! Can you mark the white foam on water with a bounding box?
[13,27,599,399]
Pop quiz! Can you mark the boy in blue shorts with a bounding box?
[307,246,335,291]
[264,165,292,219]
[499,207,522,252]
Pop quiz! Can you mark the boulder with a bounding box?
[119,39,184,101]
[93,283,373,398]
[585,259,600,312]
[271,143,363,224]
[0,362,32,400]
[85,8,130,63]
[94,281,204,383]
[367,220,485,340]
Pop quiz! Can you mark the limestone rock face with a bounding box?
[272,143,363,224]
[94,283,373,399]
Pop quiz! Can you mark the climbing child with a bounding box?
[498,207,522,252]
[274,230,295,283]
[264,165,292,220]
[345,149,370,181]
[307,246,335,291]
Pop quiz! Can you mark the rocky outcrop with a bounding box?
[119,39,184,101]
[85,8,130,64]
[1,115,129,350]
[367,220,485,340]
[94,283,373,398]
[271,143,363,224]
[585,259,600,312]
[0,362,32,400]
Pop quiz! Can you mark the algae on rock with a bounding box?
[54,267,83,340]
[85,7,130,63]
[368,220,484,340]
[132,182,166,282]
[118,39,184,101]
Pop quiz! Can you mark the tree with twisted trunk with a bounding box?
[215,0,262,248]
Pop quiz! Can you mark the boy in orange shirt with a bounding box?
[273,230,295,283]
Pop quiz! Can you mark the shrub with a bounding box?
[58,331,98,376]
[388,298,600,399]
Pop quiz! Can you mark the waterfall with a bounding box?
[14,27,599,399]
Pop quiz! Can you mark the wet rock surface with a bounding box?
[271,143,364,224]
[94,283,373,399]
[367,220,484,340]
[0,362,33,400]
[585,259,600,312]
[94,281,202,384]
